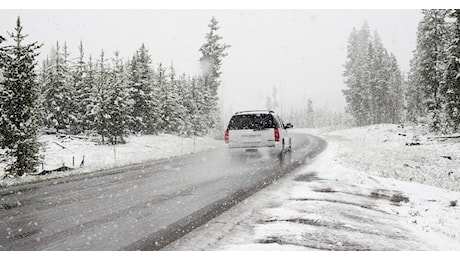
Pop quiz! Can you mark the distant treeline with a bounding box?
[283,102,350,129]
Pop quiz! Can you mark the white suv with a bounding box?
[225,110,293,153]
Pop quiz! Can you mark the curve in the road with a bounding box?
[124,134,327,250]
[0,133,326,251]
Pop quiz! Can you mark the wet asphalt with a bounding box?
[0,133,326,250]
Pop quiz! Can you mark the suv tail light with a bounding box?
[225,129,229,143]
[274,128,280,142]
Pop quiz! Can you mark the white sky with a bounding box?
[0,4,428,117]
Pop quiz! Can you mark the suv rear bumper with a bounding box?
[228,141,280,149]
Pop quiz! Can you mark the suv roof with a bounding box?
[234,110,275,115]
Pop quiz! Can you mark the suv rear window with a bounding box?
[228,114,279,130]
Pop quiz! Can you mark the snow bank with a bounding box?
[322,124,460,192]
[0,134,223,187]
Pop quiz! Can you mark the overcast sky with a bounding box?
[0,9,423,119]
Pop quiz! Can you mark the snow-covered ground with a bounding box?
[0,134,224,187]
[2,124,460,250]
[164,124,460,250]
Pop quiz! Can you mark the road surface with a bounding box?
[0,133,326,250]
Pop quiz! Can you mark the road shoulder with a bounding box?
[164,135,460,250]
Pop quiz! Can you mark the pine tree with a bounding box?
[154,62,168,133]
[365,40,377,124]
[370,31,388,123]
[82,55,97,132]
[72,41,88,134]
[93,50,110,143]
[157,63,173,133]
[387,54,404,124]
[177,74,193,136]
[127,44,157,134]
[343,22,404,126]
[105,51,133,144]
[37,57,51,128]
[412,10,449,132]
[42,41,76,132]
[189,76,207,135]
[198,17,230,132]
[343,23,372,126]
[62,42,78,133]
[0,17,42,176]
[163,64,185,134]
[444,9,460,131]
[406,56,426,122]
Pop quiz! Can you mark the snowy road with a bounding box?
[0,133,325,250]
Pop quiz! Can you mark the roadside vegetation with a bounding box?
[0,16,229,178]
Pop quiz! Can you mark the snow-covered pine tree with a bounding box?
[198,17,230,133]
[177,74,193,136]
[127,44,157,134]
[387,54,404,124]
[371,31,404,124]
[0,17,42,176]
[444,9,460,131]
[93,50,110,143]
[37,57,51,128]
[77,54,97,133]
[370,31,388,124]
[411,10,449,132]
[164,64,185,134]
[42,41,76,132]
[365,40,377,124]
[105,51,133,144]
[72,40,88,134]
[406,51,426,122]
[343,23,372,126]
[344,22,404,126]
[40,45,57,129]
[154,62,168,133]
[189,76,207,135]
[157,63,172,133]
[62,42,78,134]
[343,27,359,123]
